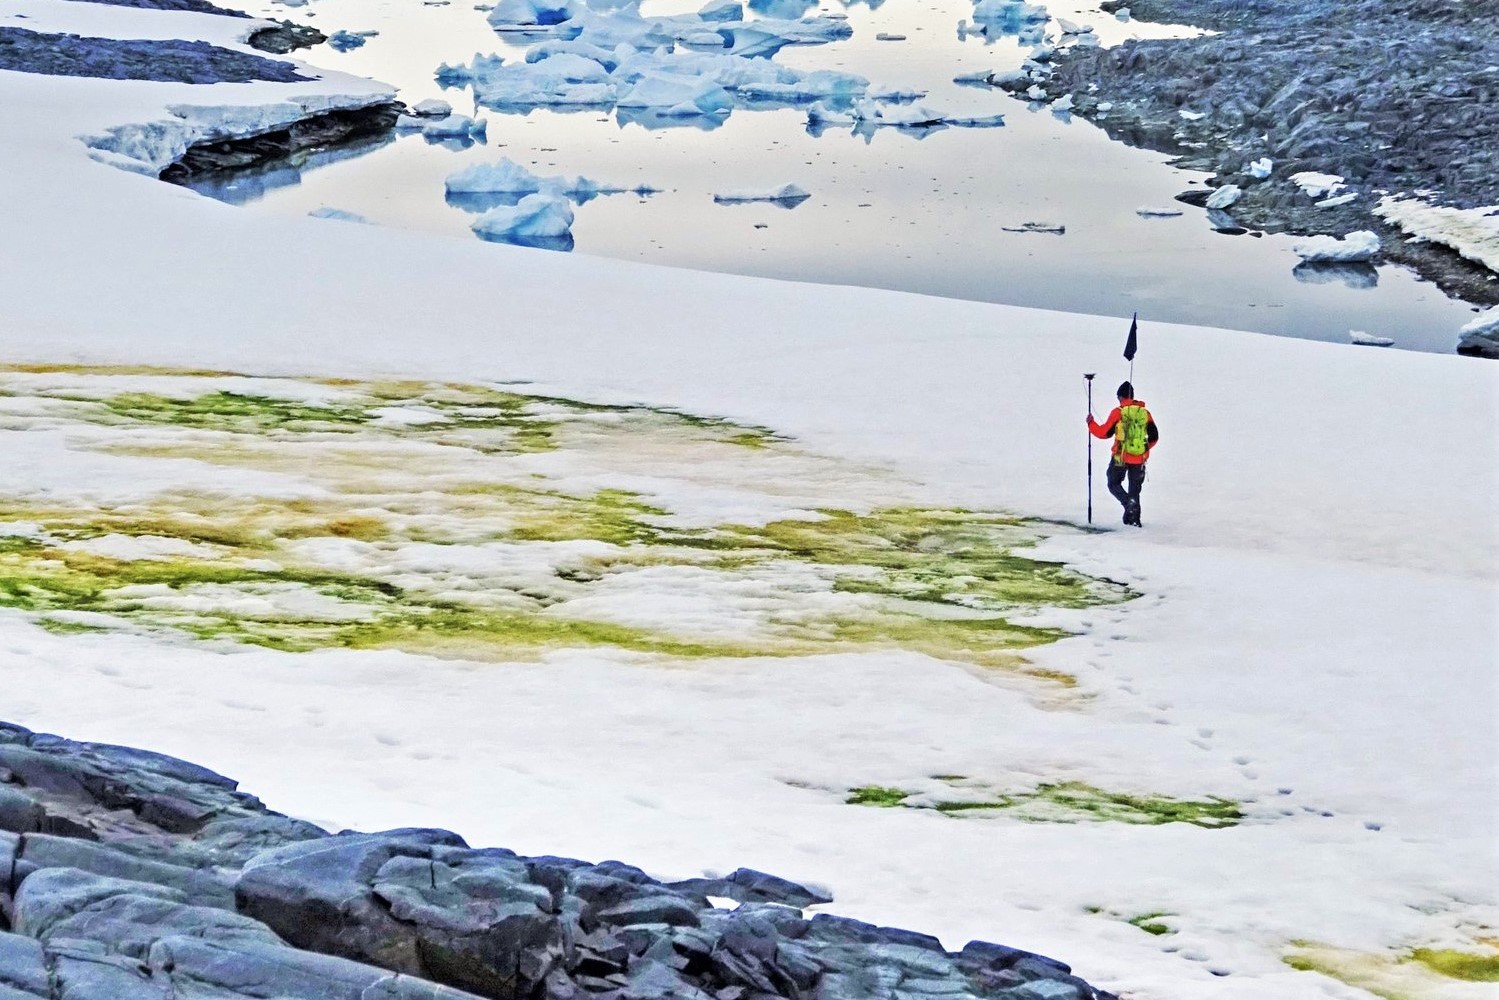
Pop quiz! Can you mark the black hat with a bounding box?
[1116,381,1133,399]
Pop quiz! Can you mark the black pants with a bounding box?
[1106,462,1145,517]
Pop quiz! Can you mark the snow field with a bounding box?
[0,1,1495,998]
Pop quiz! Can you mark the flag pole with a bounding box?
[1084,373,1096,524]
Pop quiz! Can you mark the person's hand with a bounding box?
[1084,415,1093,425]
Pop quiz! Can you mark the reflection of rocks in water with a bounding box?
[1293,261,1379,291]
[178,133,394,205]
[1205,209,1246,235]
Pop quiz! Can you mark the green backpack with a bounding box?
[1117,404,1150,459]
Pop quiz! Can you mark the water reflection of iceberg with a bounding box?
[1292,261,1380,290]
[615,106,729,131]
[475,232,576,251]
[184,133,394,205]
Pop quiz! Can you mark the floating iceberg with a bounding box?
[487,0,578,28]
[436,53,505,86]
[617,72,734,115]
[1292,230,1380,263]
[698,0,743,20]
[422,114,488,139]
[411,98,453,117]
[971,0,1049,32]
[446,158,545,194]
[327,30,377,51]
[713,183,810,203]
[470,193,575,248]
[1348,330,1394,347]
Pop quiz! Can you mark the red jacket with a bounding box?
[1088,397,1158,465]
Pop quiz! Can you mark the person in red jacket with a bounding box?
[1087,381,1159,526]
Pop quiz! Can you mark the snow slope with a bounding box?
[0,3,1495,1000]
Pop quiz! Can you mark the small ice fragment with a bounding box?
[1179,109,1205,121]
[446,158,544,193]
[1247,157,1273,178]
[423,114,487,139]
[1205,184,1241,210]
[1293,230,1381,262]
[1025,84,1047,100]
[875,32,906,40]
[411,98,453,118]
[1052,93,1074,111]
[1002,221,1064,234]
[327,29,375,51]
[1136,206,1184,218]
[308,207,371,223]
[713,183,810,204]
[1349,330,1395,347]
[1096,101,1112,111]
[1317,191,1359,208]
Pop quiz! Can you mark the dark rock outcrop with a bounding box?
[1004,0,1499,309]
[0,721,1118,1000]
[0,27,312,84]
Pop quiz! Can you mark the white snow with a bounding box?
[1205,184,1241,210]
[1291,230,1381,263]
[1374,196,1499,273]
[0,5,1495,1000]
[1247,157,1273,179]
[1290,171,1346,200]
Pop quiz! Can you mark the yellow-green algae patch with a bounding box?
[845,779,1243,828]
[1411,949,1499,982]
[1284,942,1499,999]
[0,368,1127,675]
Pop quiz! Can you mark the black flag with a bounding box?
[1123,313,1138,361]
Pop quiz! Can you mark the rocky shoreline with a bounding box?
[995,0,1498,322]
[0,721,1117,1000]
[159,102,403,182]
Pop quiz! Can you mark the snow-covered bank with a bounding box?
[0,2,1495,999]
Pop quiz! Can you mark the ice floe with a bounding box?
[327,29,377,51]
[713,183,809,204]
[422,113,488,139]
[470,192,576,248]
[1292,230,1381,263]
[1136,206,1184,218]
[1348,330,1395,347]
[308,206,372,223]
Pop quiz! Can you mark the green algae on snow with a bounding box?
[1410,948,1499,982]
[845,778,1243,828]
[0,369,1127,674]
[1127,913,1175,936]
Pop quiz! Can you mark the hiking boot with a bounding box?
[1125,502,1141,526]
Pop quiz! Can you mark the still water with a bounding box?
[207,0,1482,351]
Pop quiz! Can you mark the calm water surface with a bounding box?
[210,0,1483,352]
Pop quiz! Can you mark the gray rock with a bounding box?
[0,931,48,995]
[18,834,235,908]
